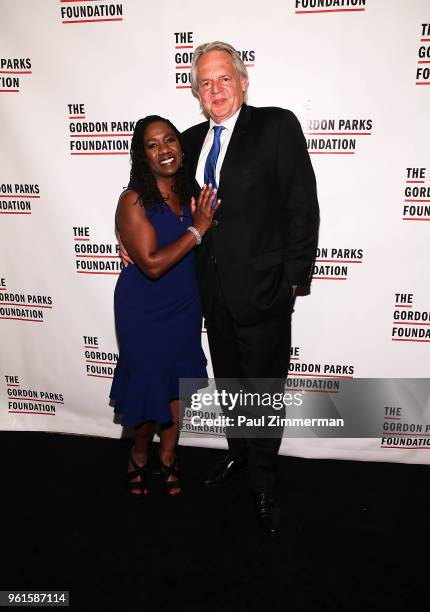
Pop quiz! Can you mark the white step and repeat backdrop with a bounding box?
[1,0,429,463]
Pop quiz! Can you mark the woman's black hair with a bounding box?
[129,115,188,213]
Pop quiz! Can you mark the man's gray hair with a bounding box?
[190,41,249,101]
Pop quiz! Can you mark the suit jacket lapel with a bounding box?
[218,104,252,197]
[186,105,252,202]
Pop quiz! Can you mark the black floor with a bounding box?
[1,431,427,611]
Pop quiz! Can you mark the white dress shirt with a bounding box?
[195,106,242,188]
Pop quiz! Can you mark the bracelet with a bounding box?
[187,226,202,246]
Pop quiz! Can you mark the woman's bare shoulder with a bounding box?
[118,189,142,208]
[116,190,148,226]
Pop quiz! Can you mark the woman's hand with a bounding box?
[190,184,221,236]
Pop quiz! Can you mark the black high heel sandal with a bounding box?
[127,454,149,497]
[159,460,182,496]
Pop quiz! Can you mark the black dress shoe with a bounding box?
[255,492,280,535]
[203,455,244,487]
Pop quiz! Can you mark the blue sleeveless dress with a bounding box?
[110,199,207,427]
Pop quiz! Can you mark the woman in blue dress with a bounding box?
[110,116,219,496]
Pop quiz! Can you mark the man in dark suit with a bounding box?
[181,41,319,534]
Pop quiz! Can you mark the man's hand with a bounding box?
[118,235,134,267]
[294,286,310,297]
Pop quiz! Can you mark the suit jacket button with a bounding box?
[211,219,219,228]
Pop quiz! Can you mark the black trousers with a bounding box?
[205,269,293,494]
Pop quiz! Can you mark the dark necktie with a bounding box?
[204,125,225,192]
